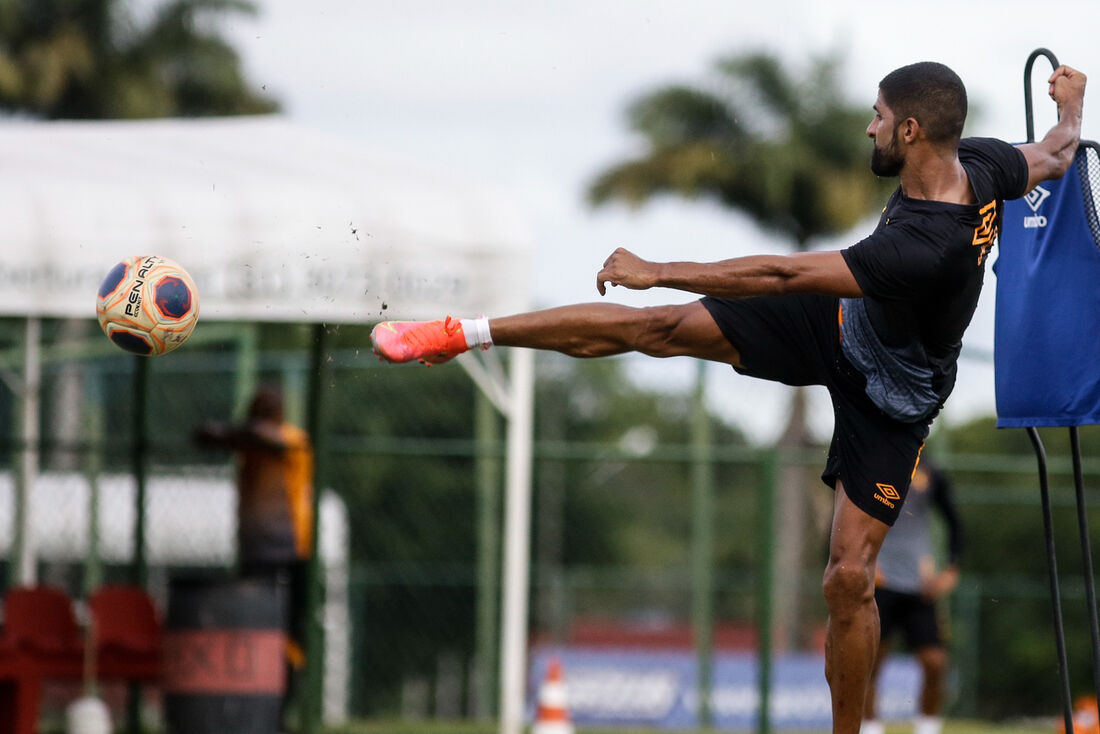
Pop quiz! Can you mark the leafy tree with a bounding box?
[588,51,888,246]
[0,0,277,118]
[588,50,892,648]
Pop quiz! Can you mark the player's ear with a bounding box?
[900,117,920,144]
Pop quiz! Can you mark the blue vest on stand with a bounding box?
[994,148,1100,427]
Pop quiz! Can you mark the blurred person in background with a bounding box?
[862,456,963,734]
[193,384,314,725]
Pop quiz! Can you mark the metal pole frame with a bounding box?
[1069,427,1100,708]
[451,345,536,734]
[756,449,777,734]
[1025,428,1074,734]
[13,316,41,588]
[1024,48,1060,144]
[1022,46,1100,728]
[474,391,502,720]
[126,353,151,734]
[302,322,330,734]
[130,355,149,589]
[691,361,714,728]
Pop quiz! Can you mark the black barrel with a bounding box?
[163,577,287,734]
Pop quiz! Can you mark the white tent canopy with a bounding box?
[0,116,532,322]
[0,117,536,734]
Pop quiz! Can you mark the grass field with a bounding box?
[43,718,1063,734]
[324,719,1059,734]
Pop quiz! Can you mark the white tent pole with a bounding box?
[15,316,41,586]
[498,348,534,734]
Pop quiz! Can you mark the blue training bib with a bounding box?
[994,146,1100,427]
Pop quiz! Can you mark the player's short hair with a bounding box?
[879,62,967,144]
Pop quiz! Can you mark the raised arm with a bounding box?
[1017,65,1087,192]
[596,247,864,299]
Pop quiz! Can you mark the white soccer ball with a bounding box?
[96,254,200,356]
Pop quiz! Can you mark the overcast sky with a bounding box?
[223,0,1100,442]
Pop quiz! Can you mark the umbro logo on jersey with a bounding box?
[1023,185,1050,229]
[972,200,997,264]
[1024,185,1051,212]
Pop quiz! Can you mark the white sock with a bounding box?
[460,317,493,350]
[861,720,885,734]
[914,716,942,734]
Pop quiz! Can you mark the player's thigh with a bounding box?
[701,294,839,385]
[827,397,930,527]
[827,484,891,570]
[643,300,742,364]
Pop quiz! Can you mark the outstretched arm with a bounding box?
[193,419,288,453]
[1017,64,1087,192]
[596,248,864,299]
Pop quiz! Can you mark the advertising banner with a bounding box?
[529,647,919,730]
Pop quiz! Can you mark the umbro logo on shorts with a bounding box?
[874,482,901,509]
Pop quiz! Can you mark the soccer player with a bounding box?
[370,62,1086,733]
[862,458,963,734]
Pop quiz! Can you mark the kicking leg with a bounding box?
[372,301,742,365]
[823,485,890,734]
[490,301,740,362]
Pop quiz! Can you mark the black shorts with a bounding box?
[700,294,930,525]
[875,587,945,649]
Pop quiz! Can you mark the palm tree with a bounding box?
[0,0,277,119]
[588,50,892,650]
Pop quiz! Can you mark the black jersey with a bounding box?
[839,137,1029,421]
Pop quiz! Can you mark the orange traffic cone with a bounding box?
[1058,696,1100,734]
[532,657,574,734]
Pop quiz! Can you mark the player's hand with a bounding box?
[192,422,227,446]
[1049,65,1086,109]
[921,566,960,602]
[596,247,659,296]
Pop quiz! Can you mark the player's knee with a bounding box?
[919,646,949,678]
[822,559,874,615]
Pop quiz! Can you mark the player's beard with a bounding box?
[870,129,904,177]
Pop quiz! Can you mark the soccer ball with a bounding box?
[96,255,199,356]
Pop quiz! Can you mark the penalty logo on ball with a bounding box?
[96,254,200,356]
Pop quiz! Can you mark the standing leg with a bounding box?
[862,635,890,732]
[823,485,890,734]
[914,644,948,734]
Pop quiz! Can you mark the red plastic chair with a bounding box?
[2,586,84,667]
[88,585,162,681]
[0,586,84,734]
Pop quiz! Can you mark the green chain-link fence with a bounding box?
[3,315,1100,729]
